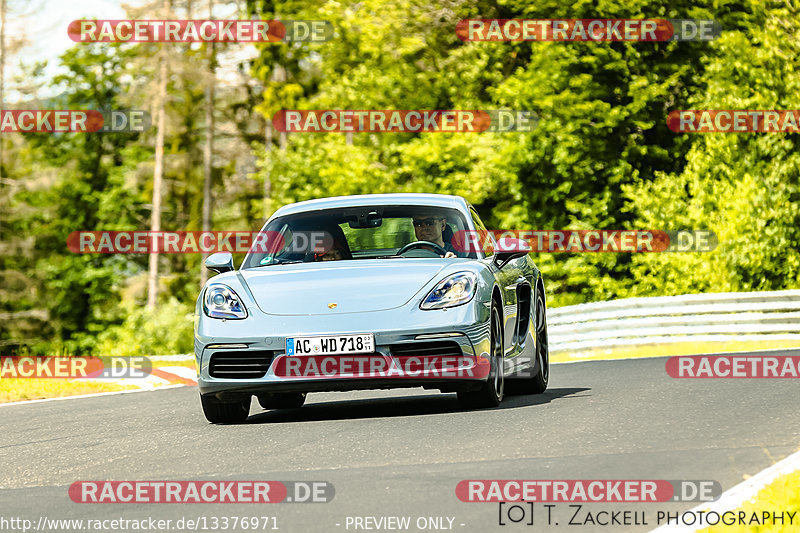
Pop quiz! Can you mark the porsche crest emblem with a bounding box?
[328,303,337,309]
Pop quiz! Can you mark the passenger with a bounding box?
[319,247,345,261]
[316,238,351,262]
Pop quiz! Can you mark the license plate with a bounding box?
[286,334,374,356]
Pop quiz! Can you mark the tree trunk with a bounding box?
[0,0,6,182]
[147,0,170,309]
[200,0,214,287]
[274,64,288,154]
[264,118,272,219]
[272,63,287,215]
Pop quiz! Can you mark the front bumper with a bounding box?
[195,302,492,398]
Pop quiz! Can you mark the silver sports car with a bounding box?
[194,193,549,423]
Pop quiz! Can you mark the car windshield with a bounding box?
[241,205,474,268]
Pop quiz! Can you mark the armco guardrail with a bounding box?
[548,289,800,352]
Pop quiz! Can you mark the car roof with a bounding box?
[271,193,470,218]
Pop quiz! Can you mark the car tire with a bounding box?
[528,288,549,393]
[458,303,504,408]
[200,394,250,424]
[257,392,307,410]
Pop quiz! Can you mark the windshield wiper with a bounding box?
[255,259,304,267]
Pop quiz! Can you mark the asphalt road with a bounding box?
[1,356,798,533]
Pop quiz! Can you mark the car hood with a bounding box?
[239,260,448,315]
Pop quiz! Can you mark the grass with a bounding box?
[0,355,197,403]
[551,339,800,363]
[0,378,135,403]
[698,470,800,532]
[148,355,196,369]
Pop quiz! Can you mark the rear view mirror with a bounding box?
[205,252,234,274]
[345,209,383,228]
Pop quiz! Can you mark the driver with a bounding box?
[411,212,459,258]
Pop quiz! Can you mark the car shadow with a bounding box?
[244,387,591,424]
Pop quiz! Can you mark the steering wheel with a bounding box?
[397,241,448,257]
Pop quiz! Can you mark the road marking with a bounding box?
[650,447,800,532]
[0,384,186,407]
[150,366,198,385]
[0,365,198,407]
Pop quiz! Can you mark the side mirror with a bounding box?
[205,252,234,274]
[493,237,530,268]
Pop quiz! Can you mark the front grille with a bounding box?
[389,341,463,358]
[209,350,276,379]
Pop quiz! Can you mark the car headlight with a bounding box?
[203,284,248,319]
[420,272,478,310]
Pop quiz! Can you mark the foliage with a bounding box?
[622,3,800,297]
[94,298,194,357]
[1,0,798,354]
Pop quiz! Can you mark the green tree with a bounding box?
[623,2,800,296]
